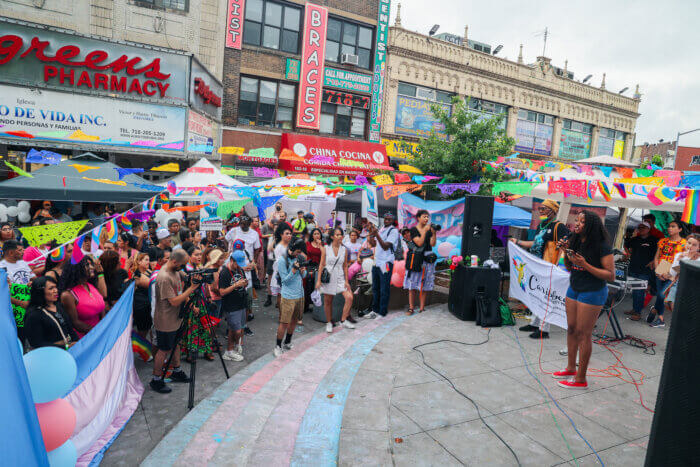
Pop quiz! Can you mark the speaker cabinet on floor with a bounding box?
[448,265,500,321]
[461,195,494,261]
[645,259,700,466]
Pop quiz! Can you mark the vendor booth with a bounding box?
[159,158,246,201]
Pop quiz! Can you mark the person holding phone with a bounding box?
[555,211,615,390]
[404,210,437,315]
[648,220,686,327]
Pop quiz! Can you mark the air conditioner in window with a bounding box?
[341,53,359,66]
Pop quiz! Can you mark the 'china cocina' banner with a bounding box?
[296,3,328,129]
[279,133,392,176]
[508,243,569,329]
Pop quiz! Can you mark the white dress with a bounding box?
[270,242,288,296]
[320,244,347,295]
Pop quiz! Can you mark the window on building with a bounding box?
[562,120,592,134]
[238,77,295,129]
[320,102,366,138]
[325,17,373,69]
[398,82,453,103]
[135,0,188,11]
[243,0,301,53]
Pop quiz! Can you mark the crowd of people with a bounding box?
[3,200,441,395]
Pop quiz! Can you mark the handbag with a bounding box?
[542,222,563,265]
[321,251,341,284]
[423,252,438,264]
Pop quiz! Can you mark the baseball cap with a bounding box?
[638,221,651,229]
[156,228,170,240]
[232,239,245,250]
[231,250,247,267]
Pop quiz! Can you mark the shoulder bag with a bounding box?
[321,247,342,283]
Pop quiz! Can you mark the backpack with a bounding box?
[387,227,404,260]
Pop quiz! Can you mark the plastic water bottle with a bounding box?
[470,255,478,267]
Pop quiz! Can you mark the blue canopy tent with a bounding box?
[492,202,531,227]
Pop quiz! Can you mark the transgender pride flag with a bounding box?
[65,284,144,465]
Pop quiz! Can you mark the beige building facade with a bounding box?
[381,12,641,162]
[0,0,225,80]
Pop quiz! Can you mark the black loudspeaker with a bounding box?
[448,265,500,321]
[645,260,700,467]
[461,195,495,260]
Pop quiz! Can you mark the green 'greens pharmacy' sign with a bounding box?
[369,0,390,142]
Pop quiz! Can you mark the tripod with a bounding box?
[163,280,230,409]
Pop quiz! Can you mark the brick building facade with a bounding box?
[221,0,389,174]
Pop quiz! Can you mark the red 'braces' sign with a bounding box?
[225,0,245,49]
[295,4,328,130]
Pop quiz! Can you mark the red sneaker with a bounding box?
[552,369,577,379]
[557,380,588,390]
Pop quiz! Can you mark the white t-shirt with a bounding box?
[343,240,362,261]
[226,227,261,261]
[0,259,35,285]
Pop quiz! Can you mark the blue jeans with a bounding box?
[372,263,393,316]
[629,271,652,314]
[655,277,673,316]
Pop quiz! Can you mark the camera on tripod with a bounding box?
[186,268,218,285]
[431,223,442,232]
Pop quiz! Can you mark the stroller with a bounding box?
[351,269,374,317]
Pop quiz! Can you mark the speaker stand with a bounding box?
[599,299,625,341]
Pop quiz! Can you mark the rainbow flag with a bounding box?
[71,235,85,264]
[120,215,133,232]
[142,196,157,211]
[166,180,177,195]
[586,181,597,202]
[50,245,66,262]
[647,187,675,207]
[598,181,612,202]
[682,189,700,225]
[131,330,152,362]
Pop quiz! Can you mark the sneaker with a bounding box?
[650,317,665,328]
[528,331,549,339]
[519,324,538,332]
[364,311,378,319]
[557,380,588,390]
[326,322,333,333]
[170,370,190,383]
[273,345,283,357]
[149,379,172,393]
[264,296,272,307]
[244,326,254,336]
[230,351,244,362]
[222,350,236,361]
[552,369,577,379]
[283,342,294,351]
[342,320,356,329]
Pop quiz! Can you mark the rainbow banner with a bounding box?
[682,189,700,225]
[647,187,676,207]
[597,181,612,202]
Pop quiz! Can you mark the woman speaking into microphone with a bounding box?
[556,211,615,390]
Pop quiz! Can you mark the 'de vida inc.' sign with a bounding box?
[0,19,189,105]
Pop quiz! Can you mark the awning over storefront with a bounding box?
[278,134,393,176]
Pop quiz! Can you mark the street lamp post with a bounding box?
[674,128,700,169]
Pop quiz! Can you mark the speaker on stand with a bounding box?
[460,195,495,261]
[645,259,700,466]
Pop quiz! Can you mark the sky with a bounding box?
[391,0,700,147]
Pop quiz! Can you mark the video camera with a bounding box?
[185,267,218,285]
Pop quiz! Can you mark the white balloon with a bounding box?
[7,206,18,217]
[17,201,30,213]
[0,204,6,216]
[17,212,31,223]
[174,202,183,207]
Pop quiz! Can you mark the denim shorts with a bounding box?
[566,286,608,306]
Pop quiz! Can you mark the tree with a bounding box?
[414,96,516,187]
[640,154,663,169]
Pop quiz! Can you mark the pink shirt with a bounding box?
[71,283,105,337]
[23,246,47,268]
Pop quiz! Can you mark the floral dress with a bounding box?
[180,264,214,357]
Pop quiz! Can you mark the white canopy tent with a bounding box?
[250,176,317,187]
[576,155,638,167]
[159,158,247,201]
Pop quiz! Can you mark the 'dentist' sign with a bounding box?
[295,3,328,130]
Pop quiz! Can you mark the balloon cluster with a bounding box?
[0,200,32,223]
[153,202,184,227]
[449,255,464,271]
[390,260,406,287]
[22,344,78,466]
[435,235,462,262]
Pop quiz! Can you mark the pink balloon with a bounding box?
[36,399,76,452]
[456,256,464,262]
[437,241,453,257]
[391,260,406,287]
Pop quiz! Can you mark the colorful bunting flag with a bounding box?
[218,146,245,155]
[615,176,664,186]
[355,175,369,185]
[635,168,655,178]
[82,177,127,186]
[598,181,612,202]
[26,148,61,165]
[105,218,118,243]
[187,167,215,174]
[115,168,144,179]
[492,182,536,196]
[69,163,99,173]
[253,167,279,178]
[647,187,676,207]
[216,199,252,219]
[394,173,411,184]
[49,246,66,262]
[613,183,627,198]
[373,174,394,186]
[398,164,423,174]
[166,181,177,195]
[164,204,209,213]
[221,167,248,176]
[120,215,133,232]
[19,220,89,247]
[71,236,86,265]
[548,180,588,198]
[4,161,33,178]
[437,183,480,195]
[383,184,421,199]
[596,166,613,177]
[151,163,180,172]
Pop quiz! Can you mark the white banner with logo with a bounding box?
[361,186,379,225]
[508,243,569,329]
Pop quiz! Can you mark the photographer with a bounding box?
[219,251,249,362]
[150,249,199,394]
[273,239,307,357]
[404,210,437,315]
[181,246,215,362]
[365,214,400,319]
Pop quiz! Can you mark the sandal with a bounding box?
[419,308,425,313]
[405,308,414,316]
